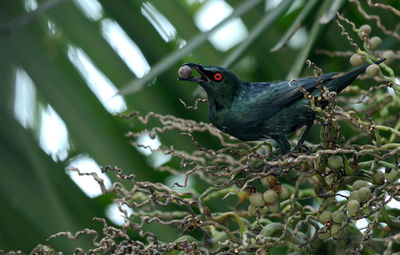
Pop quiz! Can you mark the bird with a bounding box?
[178,61,384,156]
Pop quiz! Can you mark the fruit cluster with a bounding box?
[350,24,395,78]
[248,176,291,216]
[315,154,399,240]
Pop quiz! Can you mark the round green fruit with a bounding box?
[349,190,361,202]
[347,200,360,217]
[248,205,257,216]
[368,36,382,50]
[263,190,278,204]
[327,155,344,169]
[352,180,368,190]
[350,54,365,67]
[279,185,291,200]
[372,171,385,185]
[358,187,371,201]
[366,64,380,77]
[384,168,398,183]
[261,175,275,187]
[267,202,280,213]
[318,228,330,240]
[331,224,344,239]
[383,50,395,65]
[332,210,345,224]
[249,193,265,207]
[260,206,269,214]
[359,24,372,36]
[319,210,332,224]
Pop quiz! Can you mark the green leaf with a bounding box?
[221,0,295,68]
[286,0,335,79]
[118,0,263,96]
[270,0,318,52]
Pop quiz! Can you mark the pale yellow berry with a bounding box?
[263,190,278,204]
[372,171,385,185]
[366,64,380,77]
[319,210,332,224]
[267,202,280,213]
[352,180,368,190]
[368,36,382,50]
[359,24,372,36]
[384,168,398,183]
[261,175,275,187]
[327,155,343,169]
[331,224,344,239]
[318,228,330,240]
[347,200,360,217]
[249,193,265,207]
[383,50,395,65]
[178,65,192,78]
[349,190,361,202]
[332,211,345,224]
[358,187,371,201]
[350,54,365,67]
[248,205,257,216]
[279,185,291,200]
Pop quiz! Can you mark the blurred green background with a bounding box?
[0,0,399,253]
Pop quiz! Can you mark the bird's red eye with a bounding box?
[213,72,223,81]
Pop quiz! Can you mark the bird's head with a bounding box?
[178,63,243,108]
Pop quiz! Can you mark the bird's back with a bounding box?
[209,69,365,141]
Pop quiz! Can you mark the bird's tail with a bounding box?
[328,58,386,93]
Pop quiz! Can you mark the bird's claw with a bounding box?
[291,144,312,155]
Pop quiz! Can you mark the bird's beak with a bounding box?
[178,63,210,83]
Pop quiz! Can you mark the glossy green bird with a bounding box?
[178,61,383,155]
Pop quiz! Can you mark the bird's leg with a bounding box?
[271,135,291,157]
[247,136,289,173]
[293,122,313,153]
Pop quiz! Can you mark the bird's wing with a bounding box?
[228,73,337,128]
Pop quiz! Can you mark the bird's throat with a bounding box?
[214,99,223,110]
